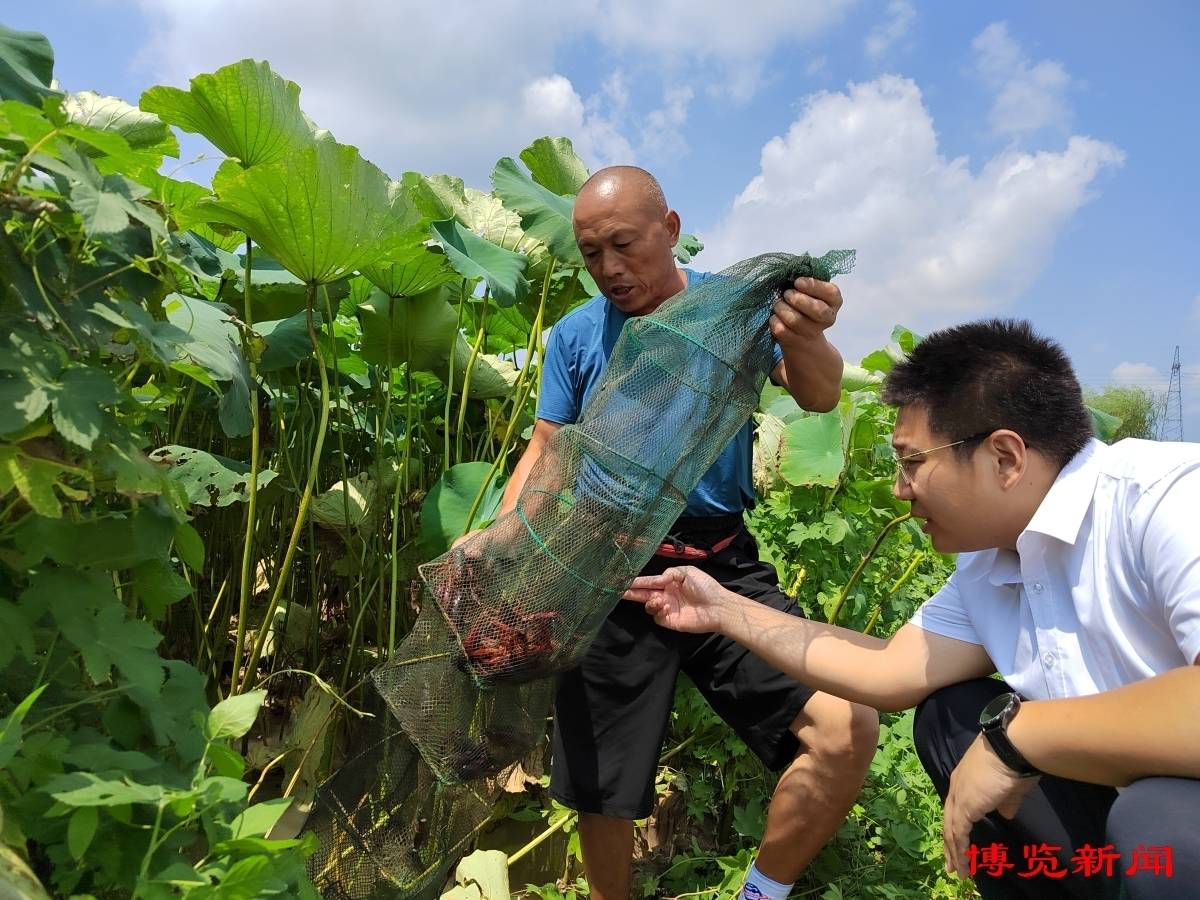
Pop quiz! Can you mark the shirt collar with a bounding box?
[985,548,1023,586]
[1021,438,1105,546]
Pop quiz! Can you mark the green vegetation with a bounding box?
[1085,385,1161,441]
[0,25,980,899]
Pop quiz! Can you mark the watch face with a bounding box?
[980,693,1014,727]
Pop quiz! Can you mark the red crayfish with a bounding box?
[460,604,561,680]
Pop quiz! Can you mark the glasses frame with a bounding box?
[891,429,997,487]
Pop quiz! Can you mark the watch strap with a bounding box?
[980,693,1041,778]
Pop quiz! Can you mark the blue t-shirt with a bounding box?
[536,270,782,517]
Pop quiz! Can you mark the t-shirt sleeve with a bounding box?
[535,323,579,425]
[1137,465,1200,665]
[908,570,983,645]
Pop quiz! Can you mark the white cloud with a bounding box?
[1110,362,1167,391]
[133,0,852,184]
[521,75,634,168]
[973,22,1072,137]
[701,75,1123,360]
[865,0,915,60]
[639,85,694,160]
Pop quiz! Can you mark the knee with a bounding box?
[1106,777,1189,850]
[914,679,1005,756]
[800,697,880,768]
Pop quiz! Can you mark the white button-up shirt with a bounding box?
[910,438,1200,701]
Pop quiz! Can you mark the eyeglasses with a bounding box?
[890,430,996,487]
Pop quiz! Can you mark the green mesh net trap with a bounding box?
[306,250,855,898]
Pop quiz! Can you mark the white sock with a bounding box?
[739,860,793,900]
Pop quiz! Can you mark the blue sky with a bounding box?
[9,1,1200,435]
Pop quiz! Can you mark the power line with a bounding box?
[1160,346,1184,441]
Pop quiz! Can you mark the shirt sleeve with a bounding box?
[1137,464,1200,665]
[908,569,983,645]
[535,322,579,425]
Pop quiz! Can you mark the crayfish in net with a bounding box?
[457,602,561,683]
[432,551,563,684]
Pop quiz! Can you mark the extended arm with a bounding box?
[625,566,994,711]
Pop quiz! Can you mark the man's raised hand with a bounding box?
[769,276,843,348]
[623,566,731,634]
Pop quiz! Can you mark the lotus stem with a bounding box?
[827,512,911,627]
[240,282,332,691]
[231,238,260,695]
[455,291,489,462]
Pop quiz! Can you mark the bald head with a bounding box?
[576,166,668,220]
[571,165,685,316]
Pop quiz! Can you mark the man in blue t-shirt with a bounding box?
[459,166,877,900]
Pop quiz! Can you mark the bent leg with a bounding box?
[915,679,1118,899]
[1107,776,1200,900]
[754,691,879,881]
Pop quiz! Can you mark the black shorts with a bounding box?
[549,518,817,819]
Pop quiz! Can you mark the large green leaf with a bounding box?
[841,362,883,392]
[451,341,519,399]
[355,286,514,394]
[420,462,505,554]
[361,239,458,299]
[189,143,400,284]
[357,286,456,371]
[65,90,176,151]
[163,294,252,437]
[0,25,57,105]
[519,136,589,195]
[149,445,278,508]
[404,171,469,222]
[254,309,320,372]
[64,90,179,176]
[1088,405,1122,444]
[779,411,845,487]
[492,157,582,265]
[430,218,529,308]
[147,175,244,251]
[140,59,312,167]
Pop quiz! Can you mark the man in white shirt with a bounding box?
[626,319,1200,899]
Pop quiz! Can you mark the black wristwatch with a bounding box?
[979,692,1041,778]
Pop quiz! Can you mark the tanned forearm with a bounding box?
[1007,665,1200,786]
[715,590,992,712]
[495,420,560,517]
[775,337,843,412]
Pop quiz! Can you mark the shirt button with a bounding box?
[1032,582,1044,593]
[1043,651,1057,667]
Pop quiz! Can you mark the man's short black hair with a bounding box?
[882,318,1093,468]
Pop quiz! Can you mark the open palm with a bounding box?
[624,565,729,634]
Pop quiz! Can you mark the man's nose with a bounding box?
[892,474,914,501]
[601,250,624,278]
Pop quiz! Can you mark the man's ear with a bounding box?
[989,430,1027,490]
[664,209,681,243]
